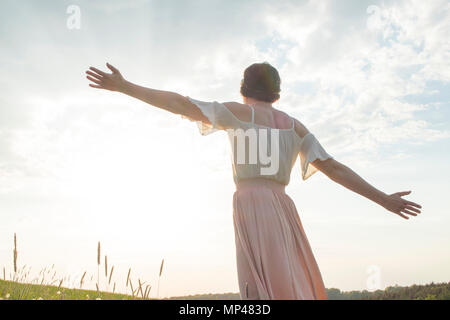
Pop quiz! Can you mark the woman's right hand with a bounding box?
[85,62,126,92]
[382,191,422,219]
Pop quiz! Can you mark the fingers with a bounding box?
[89,66,107,77]
[106,62,119,74]
[86,70,103,80]
[401,209,417,216]
[396,212,409,220]
[405,205,421,214]
[89,84,105,89]
[404,200,422,209]
[387,190,422,219]
[86,75,102,85]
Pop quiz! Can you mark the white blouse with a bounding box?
[183,96,333,185]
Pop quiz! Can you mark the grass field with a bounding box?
[2,279,449,300]
[0,279,158,300]
[1,234,448,300]
[1,234,163,300]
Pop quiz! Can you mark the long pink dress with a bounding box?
[184,97,333,300]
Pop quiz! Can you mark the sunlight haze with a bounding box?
[0,0,449,298]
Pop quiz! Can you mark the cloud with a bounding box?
[260,0,450,162]
[0,0,449,194]
[0,0,449,298]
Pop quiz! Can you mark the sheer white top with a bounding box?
[183,96,333,185]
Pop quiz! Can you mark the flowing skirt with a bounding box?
[233,178,327,300]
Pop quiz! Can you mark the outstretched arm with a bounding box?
[312,158,422,220]
[85,63,210,123]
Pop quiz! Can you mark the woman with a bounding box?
[86,62,422,300]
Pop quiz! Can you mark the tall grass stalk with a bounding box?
[126,268,131,288]
[104,255,108,290]
[105,255,108,278]
[138,279,144,298]
[97,241,101,289]
[108,266,114,285]
[80,271,86,289]
[144,285,151,299]
[129,279,134,298]
[13,233,18,279]
[157,258,164,299]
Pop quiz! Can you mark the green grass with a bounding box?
[167,282,450,300]
[3,279,449,300]
[0,279,158,300]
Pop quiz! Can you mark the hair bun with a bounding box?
[240,62,281,103]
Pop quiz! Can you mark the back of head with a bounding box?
[240,62,281,103]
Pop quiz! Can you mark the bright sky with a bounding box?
[0,0,449,298]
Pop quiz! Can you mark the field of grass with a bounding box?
[2,279,449,300]
[1,233,164,300]
[167,282,450,300]
[1,233,448,300]
[0,279,159,300]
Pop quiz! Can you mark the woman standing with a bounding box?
[86,62,422,300]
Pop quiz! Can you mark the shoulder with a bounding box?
[270,107,309,138]
[292,117,310,139]
[222,101,252,122]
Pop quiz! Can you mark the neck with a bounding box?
[246,99,272,108]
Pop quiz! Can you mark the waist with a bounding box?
[235,178,286,193]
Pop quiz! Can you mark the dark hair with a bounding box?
[240,62,281,103]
